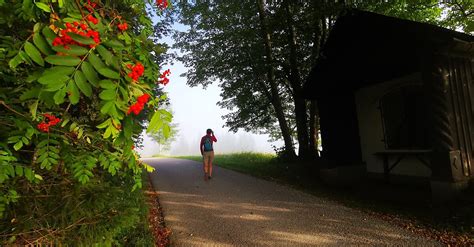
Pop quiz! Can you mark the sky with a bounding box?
[137,22,281,157]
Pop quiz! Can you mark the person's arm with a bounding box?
[211,133,217,142]
[199,137,204,155]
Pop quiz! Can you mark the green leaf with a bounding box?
[15,166,23,176]
[68,81,80,104]
[44,81,65,92]
[35,2,51,12]
[42,26,57,45]
[20,87,41,101]
[4,164,14,176]
[96,45,119,70]
[74,71,92,97]
[33,23,42,33]
[45,66,76,76]
[9,53,24,69]
[53,87,67,104]
[143,163,155,172]
[62,17,80,23]
[99,89,116,100]
[26,128,34,139]
[21,137,29,145]
[33,33,54,55]
[160,109,173,121]
[99,80,116,89]
[81,61,99,86]
[123,117,132,139]
[7,136,21,144]
[147,111,163,134]
[24,42,44,66]
[88,52,105,70]
[119,86,129,102]
[26,71,42,83]
[103,126,112,138]
[52,45,89,56]
[77,128,84,139]
[67,12,82,19]
[163,125,171,138]
[98,68,120,79]
[100,101,114,115]
[109,104,120,119]
[45,55,81,66]
[24,168,33,181]
[60,118,70,127]
[35,174,43,181]
[67,32,96,45]
[29,100,38,118]
[38,67,72,85]
[103,39,124,49]
[119,32,132,45]
[13,141,23,151]
[19,50,33,64]
[96,119,111,129]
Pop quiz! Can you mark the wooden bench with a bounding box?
[373,150,432,182]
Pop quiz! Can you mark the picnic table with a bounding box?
[374,150,432,182]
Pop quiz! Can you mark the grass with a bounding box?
[114,174,156,247]
[174,152,473,244]
[175,152,281,178]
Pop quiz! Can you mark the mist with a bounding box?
[138,130,279,157]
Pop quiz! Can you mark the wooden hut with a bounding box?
[303,9,474,200]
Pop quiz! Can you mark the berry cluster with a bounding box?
[52,21,100,49]
[156,0,168,10]
[84,0,98,12]
[87,15,99,25]
[117,22,128,31]
[158,69,171,85]
[37,114,61,133]
[127,63,145,81]
[127,94,150,115]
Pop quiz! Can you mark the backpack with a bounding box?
[203,136,213,151]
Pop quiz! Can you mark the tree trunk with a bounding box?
[283,0,311,159]
[308,5,325,158]
[256,0,296,158]
[309,100,319,157]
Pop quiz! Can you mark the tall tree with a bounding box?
[174,0,471,160]
[256,0,296,158]
[175,1,297,157]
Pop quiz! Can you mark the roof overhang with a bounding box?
[303,9,474,100]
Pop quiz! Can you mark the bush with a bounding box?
[0,0,172,244]
[0,173,157,245]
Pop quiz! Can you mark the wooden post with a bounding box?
[422,52,470,201]
[421,53,455,181]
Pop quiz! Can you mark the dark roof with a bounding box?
[303,9,474,99]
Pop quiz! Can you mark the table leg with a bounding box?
[383,155,389,183]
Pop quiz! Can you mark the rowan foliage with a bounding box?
[0,0,172,244]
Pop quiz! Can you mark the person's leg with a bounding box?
[208,151,214,178]
[203,152,209,180]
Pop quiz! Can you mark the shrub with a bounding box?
[0,0,172,244]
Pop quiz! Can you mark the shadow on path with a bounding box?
[145,158,440,247]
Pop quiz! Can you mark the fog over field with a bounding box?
[136,60,280,158]
[139,130,276,157]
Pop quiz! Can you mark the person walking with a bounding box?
[200,129,217,181]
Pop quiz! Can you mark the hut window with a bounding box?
[379,85,428,150]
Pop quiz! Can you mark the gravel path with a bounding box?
[145,157,442,247]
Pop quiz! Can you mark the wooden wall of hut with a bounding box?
[423,48,473,183]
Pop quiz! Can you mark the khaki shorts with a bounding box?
[203,151,214,164]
